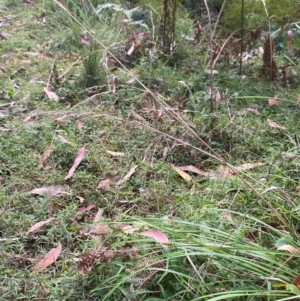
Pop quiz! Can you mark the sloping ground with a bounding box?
[1,1,300,300]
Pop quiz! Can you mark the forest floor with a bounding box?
[1,1,300,300]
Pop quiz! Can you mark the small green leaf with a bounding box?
[275,235,293,248]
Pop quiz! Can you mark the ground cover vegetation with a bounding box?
[1,0,300,300]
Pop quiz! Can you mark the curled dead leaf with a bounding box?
[277,244,300,254]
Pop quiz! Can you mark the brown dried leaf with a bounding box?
[127,42,135,55]
[204,69,218,75]
[126,76,136,84]
[76,254,97,275]
[117,165,138,185]
[246,107,260,115]
[58,135,75,146]
[108,75,116,93]
[39,148,53,166]
[77,204,96,213]
[132,110,147,123]
[93,208,104,223]
[215,90,221,104]
[293,275,300,289]
[23,114,37,123]
[26,218,54,235]
[171,165,192,182]
[97,175,120,190]
[178,165,204,175]
[236,108,260,116]
[65,147,85,180]
[31,186,62,197]
[267,119,286,130]
[118,224,138,234]
[43,87,59,101]
[80,35,91,46]
[217,165,232,178]
[0,110,9,118]
[76,195,85,203]
[220,211,233,221]
[277,245,300,254]
[162,147,169,159]
[54,116,66,123]
[217,163,264,178]
[233,162,264,172]
[89,224,109,235]
[268,98,277,106]
[32,242,62,272]
[139,229,169,244]
[106,150,125,157]
[85,85,107,96]
[77,120,83,131]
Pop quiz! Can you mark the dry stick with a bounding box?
[211,28,241,69]
[53,0,294,233]
[203,0,214,115]
[239,0,244,76]
[45,59,58,89]
[58,56,81,80]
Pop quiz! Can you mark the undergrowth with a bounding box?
[1,0,300,300]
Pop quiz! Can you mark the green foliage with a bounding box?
[221,0,300,33]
